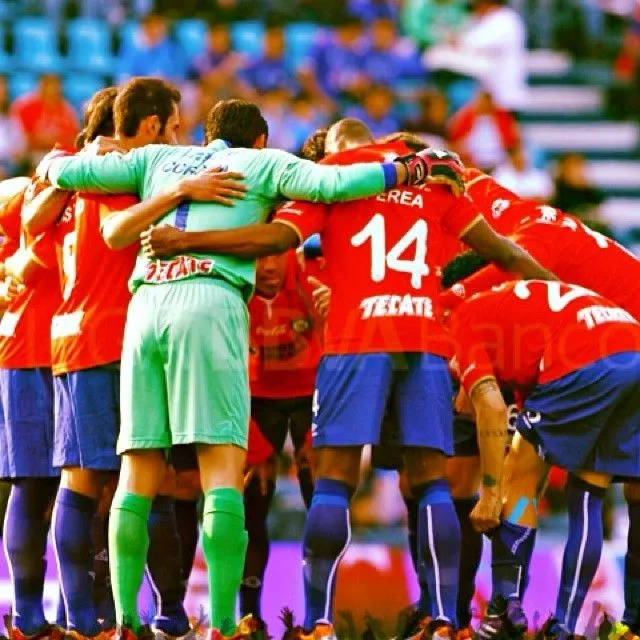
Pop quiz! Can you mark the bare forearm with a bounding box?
[22,187,72,236]
[179,224,298,259]
[102,188,182,250]
[483,238,556,281]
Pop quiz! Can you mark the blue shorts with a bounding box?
[53,364,120,471]
[0,367,58,479]
[313,352,453,453]
[516,352,640,479]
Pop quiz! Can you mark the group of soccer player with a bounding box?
[0,73,638,640]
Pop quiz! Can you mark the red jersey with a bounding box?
[249,252,323,398]
[441,207,640,321]
[0,181,62,369]
[450,280,640,395]
[51,192,139,375]
[464,168,545,235]
[274,142,482,355]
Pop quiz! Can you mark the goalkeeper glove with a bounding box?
[396,148,466,196]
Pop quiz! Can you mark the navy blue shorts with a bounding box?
[313,353,453,453]
[53,364,120,471]
[516,352,640,479]
[0,367,58,479]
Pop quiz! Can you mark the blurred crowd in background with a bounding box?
[0,0,638,538]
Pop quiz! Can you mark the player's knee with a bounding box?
[446,455,481,499]
[314,446,361,489]
[118,450,168,498]
[197,443,246,492]
[60,467,110,501]
[624,480,640,503]
[173,469,202,500]
[404,448,447,487]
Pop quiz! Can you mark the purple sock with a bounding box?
[414,479,461,626]
[52,488,99,636]
[4,479,58,634]
[146,495,189,636]
[302,479,352,629]
[555,476,605,633]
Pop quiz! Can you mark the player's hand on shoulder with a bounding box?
[396,148,466,195]
[176,166,247,206]
[83,136,127,156]
[141,224,186,259]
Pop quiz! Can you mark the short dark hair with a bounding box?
[301,128,328,162]
[76,86,118,147]
[114,77,181,138]
[204,99,268,147]
[441,251,489,289]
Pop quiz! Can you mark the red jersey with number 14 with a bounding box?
[51,192,139,375]
[274,142,482,355]
[450,280,640,395]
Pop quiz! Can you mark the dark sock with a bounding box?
[92,513,115,628]
[4,479,58,634]
[52,489,100,636]
[623,499,640,630]
[174,499,199,587]
[491,521,537,601]
[240,477,275,618]
[554,476,605,633]
[303,479,352,629]
[297,467,314,511]
[146,496,189,636]
[403,495,431,616]
[413,479,461,626]
[454,496,483,628]
[56,588,67,628]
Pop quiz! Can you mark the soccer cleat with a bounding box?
[477,596,527,640]
[206,616,260,640]
[152,630,196,640]
[393,610,432,640]
[538,618,576,640]
[5,621,65,640]
[425,621,456,640]
[455,627,473,640]
[277,624,336,640]
[114,626,155,640]
[64,631,116,640]
[608,622,640,640]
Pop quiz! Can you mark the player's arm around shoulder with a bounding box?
[461,215,557,282]
[22,186,73,237]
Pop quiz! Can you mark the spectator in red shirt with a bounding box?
[10,74,79,162]
[448,89,520,173]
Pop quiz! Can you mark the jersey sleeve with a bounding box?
[442,192,483,239]
[512,230,555,270]
[47,149,145,195]
[0,188,26,240]
[440,264,509,309]
[451,306,497,394]
[273,200,327,244]
[261,149,387,203]
[0,236,19,262]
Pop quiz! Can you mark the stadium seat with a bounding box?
[231,21,264,58]
[285,22,321,71]
[0,24,10,73]
[9,72,37,101]
[63,74,105,115]
[13,17,62,72]
[118,21,139,52]
[67,19,114,75]
[174,19,207,62]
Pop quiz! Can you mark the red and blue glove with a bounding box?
[396,148,466,195]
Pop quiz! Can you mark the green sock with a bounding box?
[202,487,248,635]
[109,491,152,630]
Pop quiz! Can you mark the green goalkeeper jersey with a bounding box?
[47,139,388,300]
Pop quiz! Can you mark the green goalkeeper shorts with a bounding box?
[118,278,249,454]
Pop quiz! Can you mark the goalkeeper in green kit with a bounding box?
[38,98,466,640]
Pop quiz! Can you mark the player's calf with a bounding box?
[622,481,640,635]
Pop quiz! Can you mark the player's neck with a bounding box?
[114,134,143,152]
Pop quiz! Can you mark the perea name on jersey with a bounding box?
[274,141,481,356]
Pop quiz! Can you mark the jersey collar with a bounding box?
[206,139,231,151]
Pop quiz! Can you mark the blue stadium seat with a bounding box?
[63,74,105,115]
[118,21,139,52]
[9,72,37,101]
[174,19,207,62]
[0,24,9,73]
[67,19,113,75]
[231,21,264,58]
[285,22,322,71]
[13,17,62,72]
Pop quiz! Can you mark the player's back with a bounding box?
[452,280,640,392]
[317,142,478,355]
[51,192,139,374]
[514,212,640,320]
